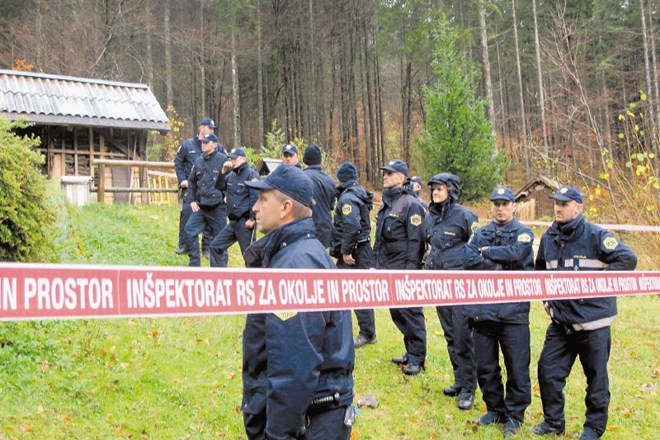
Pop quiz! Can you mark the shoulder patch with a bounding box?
[603,236,618,250]
[517,233,532,243]
[274,311,298,321]
[410,213,422,226]
[342,203,353,216]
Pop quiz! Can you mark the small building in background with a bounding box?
[256,158,281,177]
[515,176,560,221]
[0,69,169,203]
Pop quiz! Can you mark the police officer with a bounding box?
[281,144,302,168]
[208,148,259,267]
[423,173,478,409]
[464,186,534,436]
[532,186,637,440]
[373,159,426,375]
[331,162,376,348]
[242,165,355,440]
[302,144,337,248]
[183,134,228,267]
[173,118,217,256]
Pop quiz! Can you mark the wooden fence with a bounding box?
[92,159,178,204]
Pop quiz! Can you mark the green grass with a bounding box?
[1,202,658,439]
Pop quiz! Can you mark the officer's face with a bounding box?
[231,155,246,168]
[201,140,216,154]
[382,171,405,189]
[281,153,298,165]
[491,200,516,223]
[253,189,285,234]
[412,182,422,192]
[197,125,213,140]
[431,184,449,203]
[553,200,583,223]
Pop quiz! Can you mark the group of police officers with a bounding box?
[173,118,637,440]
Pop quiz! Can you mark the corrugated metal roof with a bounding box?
[0,69,170,131]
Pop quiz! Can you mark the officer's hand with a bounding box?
[543,302,551,316]
[245,219,255,230]
[180,180,189,189]
[190,201,200,212]
[222,160,232,171]
[343,254,356,265]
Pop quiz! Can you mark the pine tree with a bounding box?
[415,16,507,202]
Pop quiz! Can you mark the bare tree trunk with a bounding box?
[164,0,173,107]
[532,0,548,156]
[145,1,154,90]
[479,0,497,150]
[231,25,241,147]
[256,0,264,147]
[402,56,412,164]
[640,0,657,145]
[200,1,206,116]
[512,0,529,176]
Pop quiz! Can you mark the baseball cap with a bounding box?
[281,144,299,156]
[199,118,217,129]
[380,159,408,176]
[490,186,515,202]
[229,148,247,159]
[550,186,583,203]
[201,133,219,143]
[245,165,315,208]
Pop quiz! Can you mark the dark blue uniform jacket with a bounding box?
[303,165,337,248]
[374,186,426,270]
[225,162,259,220]
[330,181,373,258]
[242,217,355,439]
[186,150,228,208]
[535,214,637,326]
[423,200,478,270]
[464,218,534,324]
[174,136,202,183]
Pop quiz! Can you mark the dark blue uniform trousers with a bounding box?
[184,204,226,266]
[473,321,531,423]
[437,305,476,397]
[243,400,351,440]
[209,217,255,267]
[390,307,426,365]
[178,193,213,251]
[538,322,611,435]
[337,243,375,339]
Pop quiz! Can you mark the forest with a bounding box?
[1,0,660,191]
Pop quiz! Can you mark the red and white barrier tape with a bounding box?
[518,220,660,233]
[0,263,658,321]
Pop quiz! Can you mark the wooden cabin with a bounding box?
[0,69,169,203]
[515,176,560,221]
[256,158,281,176]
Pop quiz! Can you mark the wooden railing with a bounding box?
[92,159,178,204]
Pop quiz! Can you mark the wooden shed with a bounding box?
[0,69,169,203]
[515,176,560,221]
[256,158,281,176]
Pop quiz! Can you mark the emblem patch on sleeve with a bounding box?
[410,214,422,226]
[274,311,298,321]
[603,236,618,250]
[517,233,532,243]
[342,204,353,216]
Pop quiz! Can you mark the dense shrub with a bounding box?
[0,117,58,262]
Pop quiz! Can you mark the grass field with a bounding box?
[1,202,658,439]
